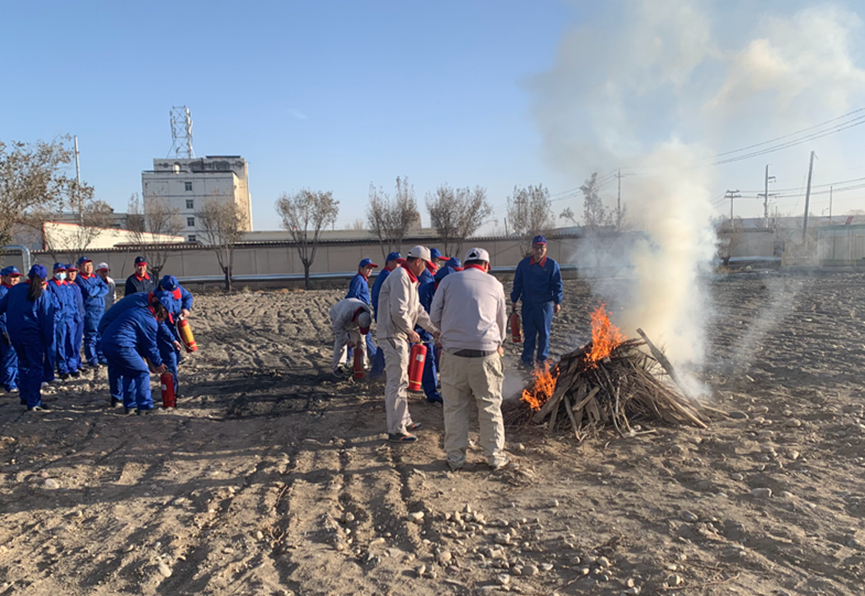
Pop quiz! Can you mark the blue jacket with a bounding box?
[418,267,434,286]
[101,306,162,366]
[0,282,55,346]
[416,280,437,343]
[99,292,175,341]
[68,282,85,321]
[76,274,109,315]
[163,285,193,314]
[370,268,393,319]
[345,273,371,306]
[510,256,563,306]
[125,273,158,296]
[0,283,11,335]
[46,279,68,324]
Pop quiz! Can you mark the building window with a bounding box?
[188,235,196,242]
[186,199,194,209]
[187,217,195,227]
[184,181,192,191]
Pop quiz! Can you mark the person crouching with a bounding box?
[329,298,372,378]
[101,293,170,414]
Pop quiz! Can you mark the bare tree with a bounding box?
[366,176,421,259]
[345,218,365,231]
[198,199,248,292]
[275,189,339,289]
[0,136,86,247]
[506,184,555,256]
[426,184,492,258]
[127,193,184,278]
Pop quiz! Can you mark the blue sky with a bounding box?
[3,0,865,231]
[1,0,575,230]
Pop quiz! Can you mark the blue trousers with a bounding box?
[370,346,385,379]
[421,342,441,401]
[521,301,554,365]
[158,334,179,394]
[83,311,102,366]
[104,346,153,411]
[68,317,83,372]
[11,339,45,408]
[44,317,68,379]
[1,337,18,391]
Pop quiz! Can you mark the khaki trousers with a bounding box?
[439,351,507,468]
[332,329,362,373]
[381,338,413,435]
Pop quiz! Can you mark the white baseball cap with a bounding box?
[406,246,432,262]
[96,262,110,271]
[464,247,490,262]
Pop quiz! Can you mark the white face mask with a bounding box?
[55,272,67,281]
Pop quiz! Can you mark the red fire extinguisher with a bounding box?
[407,343,427,392]
[176,317,198,353]
[160,373,176,408]
[353,346,365,380]
[510,310,522,343]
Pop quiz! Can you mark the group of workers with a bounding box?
[330,236,562,468]
[0,256,193,414]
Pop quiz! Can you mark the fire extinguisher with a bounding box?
[176,316,198,352]
[407,343,427,392]
[353,346,365,380]
[160,373,176,408]
[510,310,522,343]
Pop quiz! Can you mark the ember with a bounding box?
[506,309,707,441]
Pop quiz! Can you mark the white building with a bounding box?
[141,156,253,242]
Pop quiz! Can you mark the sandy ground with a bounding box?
[2,272,865,596]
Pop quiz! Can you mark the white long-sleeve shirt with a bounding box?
[329,298,372,344]
[377,266,438,341]
[430,267,507,352]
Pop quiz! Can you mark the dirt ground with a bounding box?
[2,272,865,596]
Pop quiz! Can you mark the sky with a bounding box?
[3,0,865,232]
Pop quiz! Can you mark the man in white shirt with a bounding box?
[430,247,509,470]
[377,246,440,443]
[328,298,372,377]
[96,263,116,309]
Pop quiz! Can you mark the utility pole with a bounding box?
[725,189,741,221]
[758,164,776,228]
[802,151,817,241]
[616,169,622,229]
[73,135,81,186]
[829,185,833,223]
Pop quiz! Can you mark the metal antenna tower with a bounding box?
[168,106,195,158]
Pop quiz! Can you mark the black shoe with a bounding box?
[109,397,121,408]
[426,395,443,404]
[136,408,154,415]
[58,373,70,380]
[388,433,418,443]
[70,371,80,378]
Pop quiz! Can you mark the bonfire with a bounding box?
[504,305,707,441]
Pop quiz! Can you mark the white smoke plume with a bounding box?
[529,0,865,376]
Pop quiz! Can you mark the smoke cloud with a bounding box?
[529,0,865,376]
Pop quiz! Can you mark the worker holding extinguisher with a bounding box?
[328,297,372,378]
[158,275,193,396]
[377,246,440,444]
[101,294,171,414]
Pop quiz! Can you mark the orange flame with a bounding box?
[521,362,557,411]
[588,304,625,363]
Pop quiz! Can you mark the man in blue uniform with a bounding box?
[511,236,563,369]
[65,264,85,376]
[125,256,158,295]
[157,275,192,395]
[419,249,447,285]
[102,295,169,414]
[369,252,400,379]
[0,266,22,394]
[417,266,457,403]
[0,265,55,410]
[74,256,109,367]
[345,258,377,366]
[45,263,70,381]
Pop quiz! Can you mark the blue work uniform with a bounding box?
[418,266,435,286]
[66,281,85,372]
[0,283,54,408]
[44,279,69,378]
[0,283,19,392]
[369,267,394,378]
[75,273,108,366]
[511,256,563,366]
[159,285,193,394]
[417,280,441,403]
[101,306,162,412]
[345,273,376,364]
